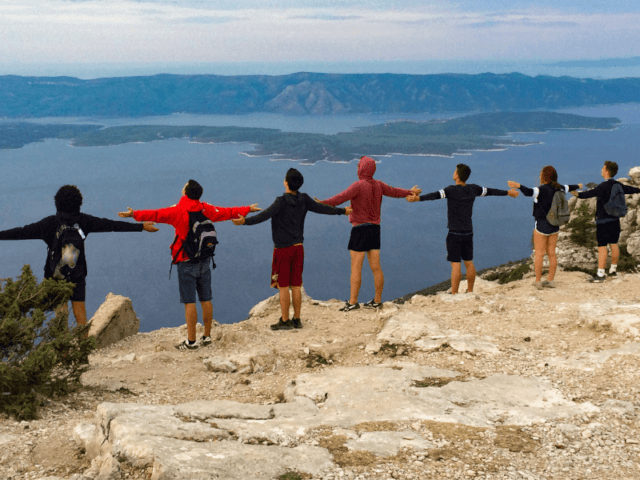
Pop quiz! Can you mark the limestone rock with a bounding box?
[377,311,442,344]
[344,430,433,457]
[204,356,238,373]
[88,293,140,349]
[249,287,312,317]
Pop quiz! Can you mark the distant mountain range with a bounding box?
[1,72,639,117]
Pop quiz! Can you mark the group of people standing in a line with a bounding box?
[0,157,635,350]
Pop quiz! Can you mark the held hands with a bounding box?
[410,185,422,196]
[507,189,520,198]
[314,196,326,204]
[142,222,159,232]
[118,207,134,218]
[578,183,584,189]
[406,194,420,202]
[570,190,579,197]
[249,203,261,212]
[507,180,520,189]
[232,216,246,226]
[345,206,353,215]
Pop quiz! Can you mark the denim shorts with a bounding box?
[177,260,213,304]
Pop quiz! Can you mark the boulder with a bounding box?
[628,166,640,184]
[88,293,139,349]
[626,231,640,259]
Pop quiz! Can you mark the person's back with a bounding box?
[441,183,488,233]
[235,168,348,329]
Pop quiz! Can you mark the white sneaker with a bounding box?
[541,280,556,288]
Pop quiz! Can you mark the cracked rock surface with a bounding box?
[3,272,640,480]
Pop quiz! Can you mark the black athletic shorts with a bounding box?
[446,232,473,263]
[348,224,381,252]
[596,220,621,247]
[47,276,86,302]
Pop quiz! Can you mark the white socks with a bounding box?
[610,264,617,274]
[597,268,605,277]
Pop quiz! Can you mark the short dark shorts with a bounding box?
[535,217,560,236]
[47,276,86,302]
[177,260,213,304]
[348,224,381,252]
[446,232,473,263]
[271,244,304,288]
[596,220,621,247]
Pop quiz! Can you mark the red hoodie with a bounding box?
[133,196,250,263]
[319,156,413,226]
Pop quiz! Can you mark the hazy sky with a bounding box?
[2,0,639,77]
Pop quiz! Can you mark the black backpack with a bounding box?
[48,221,86,282]
[171,210,218,270]
[604,182,628,217]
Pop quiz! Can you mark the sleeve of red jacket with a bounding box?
[319,183,359,206]
[201,204,251,222]
[132,206,179,225]
[380,182,413,198]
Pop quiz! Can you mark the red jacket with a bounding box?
[133,196,251,263]
[319,156,413,226]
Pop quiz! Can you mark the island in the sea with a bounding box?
[0,112,620,162]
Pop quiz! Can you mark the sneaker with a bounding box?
[292,318,303,329]
[541,280,556,288]
[175,339,198,351]
[339,302,360,312]
[270,317,293,330]
[533,281,543,290]
[363,299,383,309]
[588,275,606,283]
[609,271,618,277]
[200,335,212,346]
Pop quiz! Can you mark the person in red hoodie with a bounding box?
[317,156,421,311]
[119,180,259,350]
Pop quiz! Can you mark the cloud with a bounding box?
[174,15,238,24]
[289,14,362,21]
[468,17,579,28]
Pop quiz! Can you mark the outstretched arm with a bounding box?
[236,199,281,226]
[407,189,444,202]
[0,217,53,241]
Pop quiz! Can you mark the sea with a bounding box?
[1,103,640,332]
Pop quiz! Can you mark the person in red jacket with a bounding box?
[119,180,259,350]
[317,156,421,311]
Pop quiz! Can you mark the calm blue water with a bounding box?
[1,104,640,332]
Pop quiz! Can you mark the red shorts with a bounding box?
[271,244,304,288]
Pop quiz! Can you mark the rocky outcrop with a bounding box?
[88,293,140,349]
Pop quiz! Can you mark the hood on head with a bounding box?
[358,156,376,180]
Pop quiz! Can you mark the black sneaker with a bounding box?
[175,339,198,350]
[363,299,383,309]
[292,318,303,329]
[270,317,293,330]
[588,275,606,283]
[609,271,618,277]
[200,335,212,346]
[339,302,360,312]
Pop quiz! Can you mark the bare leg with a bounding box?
[611,243,619,266]
[202,301,213,337]
[349,250,366,304]
[291,286,302,318]
[71,301,88,325]
[451,262,462,294]
[533,230,549,282]
[278,286,291,321]
[366,250,384,303]
[546,233,559,281]
[184,303,198,342]
[464,260,476,292]
[598,246,608,270]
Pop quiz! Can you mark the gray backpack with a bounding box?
[546,190,570,226]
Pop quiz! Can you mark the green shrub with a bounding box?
[567,202,596,248]
[484,263,531,284]
[617,244,638,273]
[0,265,95,420]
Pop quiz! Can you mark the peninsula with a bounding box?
[0,112,620,162]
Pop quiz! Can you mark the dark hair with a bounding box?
[540,165,562,190]
[54,185,83,214]
[286,168,304,192]
[456,164,471,182]
[604,161,618,177]
[184,179,203,200]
